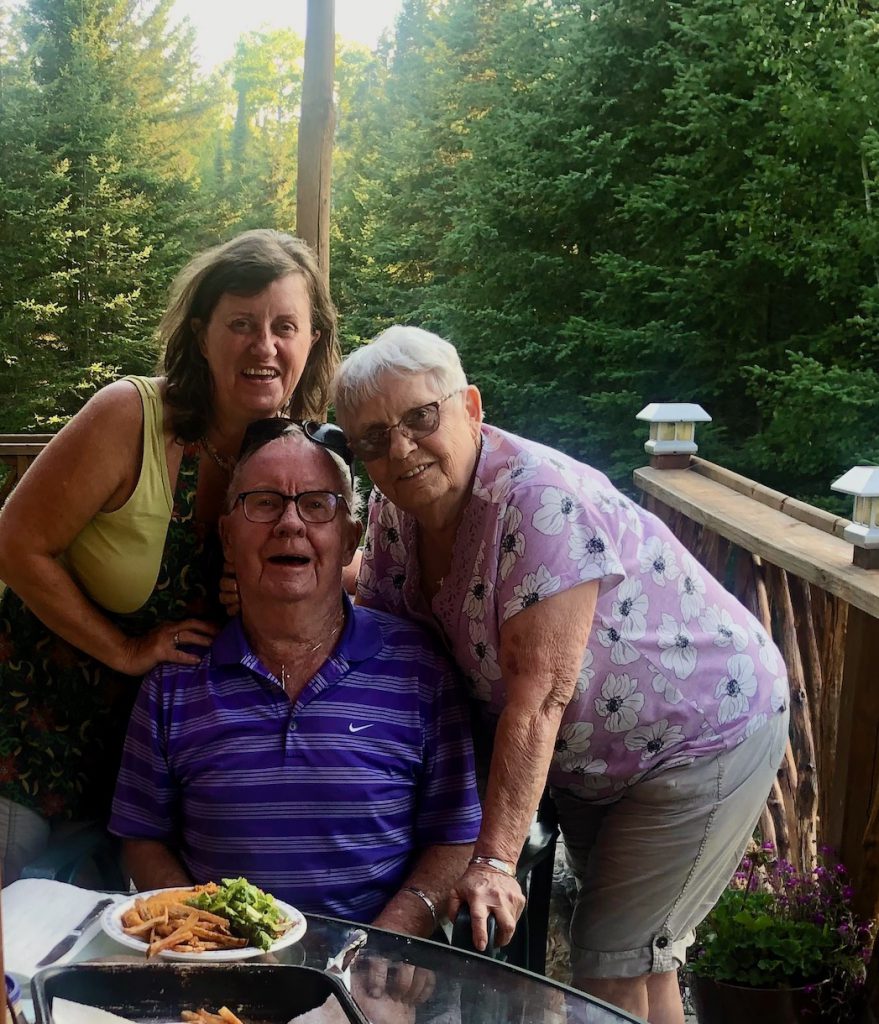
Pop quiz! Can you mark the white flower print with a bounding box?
[532,487,582,536]
[596,622,640,666]
[499,506,526,581]
[357,557,378,596]
[572,648,595,702]
[568,525,616,579]
[771,676,789,713]
[745,713,768,737]
[503,564,561,618]
[377,564,407,607]
[699,605,748,651]
[637,536,680,587]
[750,625,780,672]
[714,653,758,724]
[677,554,706,622]
[657,614,698,679]
[468,619,502,681]
[611,577,648,641]
[553,722,594,771]
[625,719,685,760]
[650,668,683,705]
[547,456,582,492]
[590,487,643,537]
[377,520,406,563]
[595,673,645,732]
[483,452,542,503]
[463,573,494,621]
[565,756,610,792]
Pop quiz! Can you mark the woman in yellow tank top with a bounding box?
[0,229,340,880]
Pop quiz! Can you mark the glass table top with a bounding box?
[46,910,643,1024]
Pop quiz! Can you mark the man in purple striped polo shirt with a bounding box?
[110,422,481,936]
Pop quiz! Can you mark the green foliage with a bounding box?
[0,0,877,511]
[690,846,874,1022]
[0,0,214,430]
[691,887,836,988]
[333,0,879,501]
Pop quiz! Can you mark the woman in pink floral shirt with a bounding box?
[333,326,789,1024]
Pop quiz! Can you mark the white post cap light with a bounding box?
[636,403,712,456]
[831,466,879,551]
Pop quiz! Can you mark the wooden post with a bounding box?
[296,0,335,278]
[827,606,879,918]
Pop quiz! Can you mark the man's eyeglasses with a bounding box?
[239,418,354,484]
[236,489,348,524]
[349,390,464,462]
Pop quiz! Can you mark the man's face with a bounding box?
[220,436,360,610]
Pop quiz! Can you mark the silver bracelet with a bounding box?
[401,885,439,927]
[470,855,517,878]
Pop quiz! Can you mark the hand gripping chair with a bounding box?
[452,793,559,973]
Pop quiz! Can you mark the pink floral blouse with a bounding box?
[357,424,789,800]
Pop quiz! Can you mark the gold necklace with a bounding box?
[200,436,237,474]
[280,622,343,687]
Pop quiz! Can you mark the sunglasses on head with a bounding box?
[238,418,355,484]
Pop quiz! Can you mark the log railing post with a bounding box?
[829,605,879,919]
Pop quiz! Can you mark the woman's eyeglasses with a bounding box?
[239,418,354,483]
[236,489,347,524]
[349,390,463,462]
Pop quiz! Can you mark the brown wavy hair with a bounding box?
[158,229,339,441]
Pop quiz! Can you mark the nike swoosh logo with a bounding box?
[348,723,374,733]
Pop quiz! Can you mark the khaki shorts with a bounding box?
[553,707,789,980]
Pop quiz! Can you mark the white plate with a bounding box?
[101,887,307,962]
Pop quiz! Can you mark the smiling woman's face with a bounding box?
[346,372,483,525]
[195,273,316,430]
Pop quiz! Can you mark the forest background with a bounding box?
[1,0,877,507]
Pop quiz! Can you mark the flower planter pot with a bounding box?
[689,975,830,1024]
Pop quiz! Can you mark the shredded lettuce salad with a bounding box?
[186,877,292,951]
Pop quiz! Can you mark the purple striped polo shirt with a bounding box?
[110,597,481,922]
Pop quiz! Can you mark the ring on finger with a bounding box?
[174,632,180,648]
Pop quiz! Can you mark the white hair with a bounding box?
[332,325,468,428]
[225,428,362,519]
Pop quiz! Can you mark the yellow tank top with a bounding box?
[65,376,174,614]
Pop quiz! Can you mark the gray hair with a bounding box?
[224,427,362,519]
[332,325,468,428]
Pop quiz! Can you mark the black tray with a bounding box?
[31,963,370,1023]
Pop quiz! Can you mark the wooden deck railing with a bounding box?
[0,434,52,506]
[634,455,879,922]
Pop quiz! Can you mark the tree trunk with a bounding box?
[297,0,335,280]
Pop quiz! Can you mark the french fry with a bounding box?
[120,882,286,957]
[148,927,194,956]
[181,1009,244,1024]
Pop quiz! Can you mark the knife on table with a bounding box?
[35,897,115,968]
